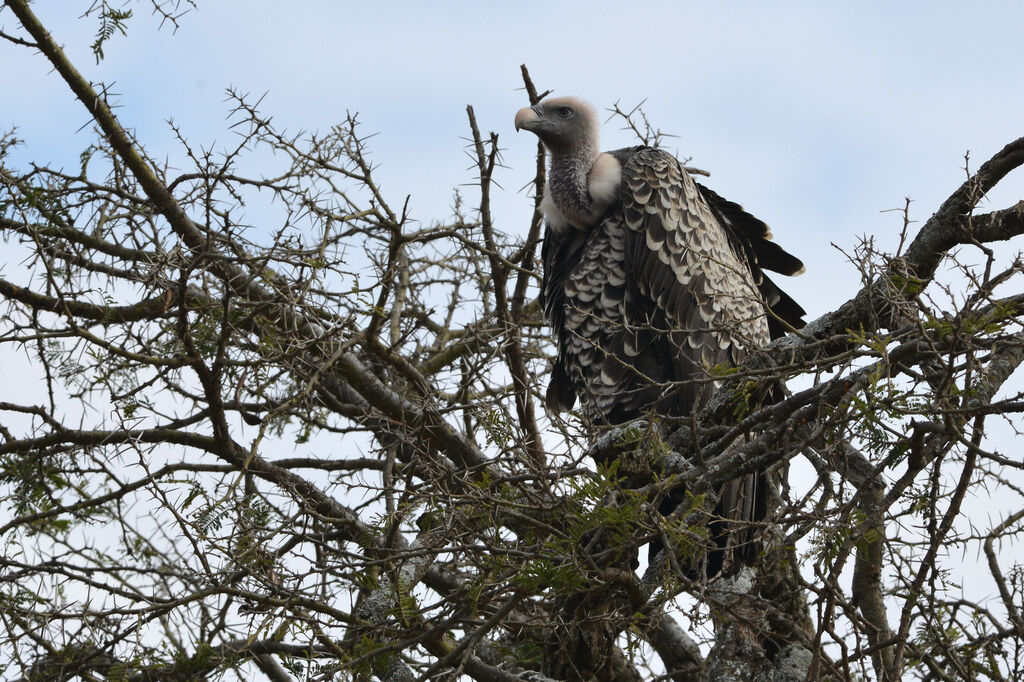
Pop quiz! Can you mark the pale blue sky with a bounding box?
[5,1,1024,322]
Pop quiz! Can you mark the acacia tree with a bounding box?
[3,4,1024,681]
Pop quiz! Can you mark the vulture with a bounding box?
[515,96,806,576]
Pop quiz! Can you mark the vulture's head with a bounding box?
[515,96,598,157]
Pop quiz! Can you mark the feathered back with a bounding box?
[542,146,805,423]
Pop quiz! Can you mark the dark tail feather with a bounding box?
[545,363,577,413]
[649,471,767,579]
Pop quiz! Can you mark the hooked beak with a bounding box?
[514,106,542,132]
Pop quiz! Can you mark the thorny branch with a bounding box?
[2,5,1024,682]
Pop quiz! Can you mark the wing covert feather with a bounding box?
[620,148,771,413]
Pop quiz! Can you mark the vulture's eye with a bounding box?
[556,107,573,118]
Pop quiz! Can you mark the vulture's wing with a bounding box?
[620,147,772,414]
[621,148,778,575]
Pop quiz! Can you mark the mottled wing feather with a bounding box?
[620,147,771,415]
